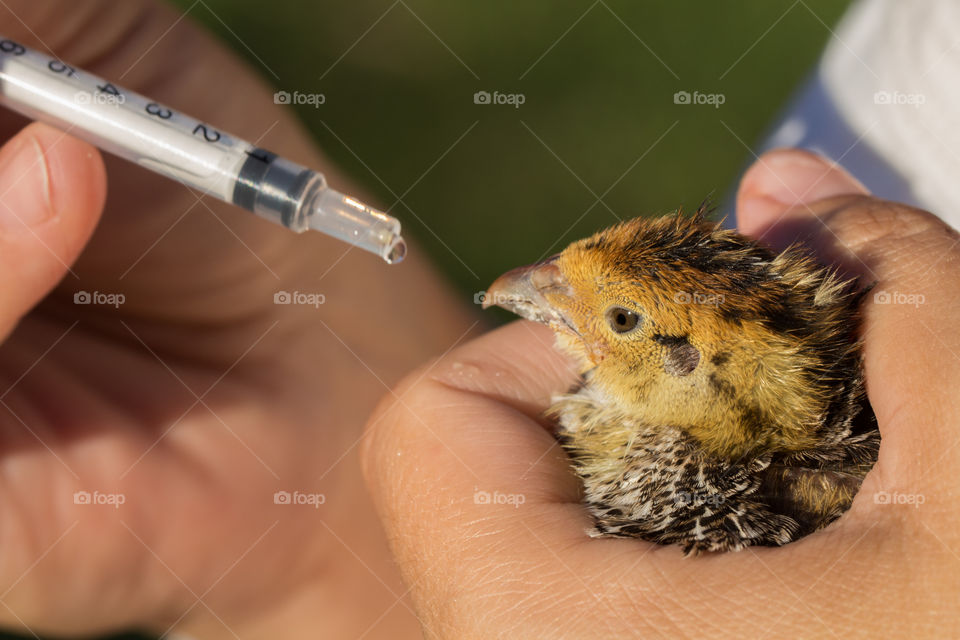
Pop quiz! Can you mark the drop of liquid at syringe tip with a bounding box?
[384,237,407,264]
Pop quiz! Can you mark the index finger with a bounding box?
[737,149,960,495]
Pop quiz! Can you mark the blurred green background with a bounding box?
[188,0,852,301]
[3,0,853,638]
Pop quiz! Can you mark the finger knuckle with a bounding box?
[826,197,955,253]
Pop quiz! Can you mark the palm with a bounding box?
[1,308,373,632]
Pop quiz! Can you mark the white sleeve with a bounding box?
[757,0,960,229]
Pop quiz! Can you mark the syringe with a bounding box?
[0,35,405,264]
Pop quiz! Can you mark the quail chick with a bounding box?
[483,208,879,553]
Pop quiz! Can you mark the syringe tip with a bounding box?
[384,237,407,264]
[307,186,406,264]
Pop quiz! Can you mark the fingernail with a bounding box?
[737,149,868,236]
[0,132,53,231]
[750,150,866,207]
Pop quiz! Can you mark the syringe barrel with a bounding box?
[0,35,406,263]
[0,37,249,203]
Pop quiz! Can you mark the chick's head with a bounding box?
[485,212,865,461]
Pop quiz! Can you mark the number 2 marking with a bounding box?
[192,124,222,143]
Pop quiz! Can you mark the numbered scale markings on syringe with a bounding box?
[0,36,405,264]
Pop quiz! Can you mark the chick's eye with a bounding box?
[605,306,642,334]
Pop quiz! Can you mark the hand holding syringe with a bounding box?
[0,6,480,635]
[0,35,405,263]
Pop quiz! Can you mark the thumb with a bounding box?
[0,122,106,337]
[736,148,869,246]
[361,321,586,630]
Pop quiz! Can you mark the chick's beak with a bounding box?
[483,256,576,330]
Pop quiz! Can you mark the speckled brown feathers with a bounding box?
[484,207,879,553]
